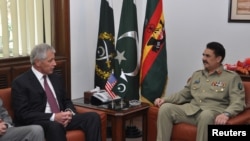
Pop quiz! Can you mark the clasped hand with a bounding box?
[54,111,72,127]
[0,119,7,135]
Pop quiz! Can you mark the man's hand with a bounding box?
[154,98,165,107]
[0,119,7,135]
[54,111,73,127]
[214,113,229,125]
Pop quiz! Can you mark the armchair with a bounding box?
[147,81,250,141]
[0,88,107,141]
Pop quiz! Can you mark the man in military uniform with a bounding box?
[154,42,245,141]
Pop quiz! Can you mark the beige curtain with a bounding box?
[0,0,51,58]
[0,0,9,57]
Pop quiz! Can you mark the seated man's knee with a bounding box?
[30,125,44,134]
[159,103,174,110]
[159,103,174,116]
[198,110,218,123]
[48,122,65,132]
[88,112,101,123]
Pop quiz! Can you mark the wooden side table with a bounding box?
[72,98,150,141]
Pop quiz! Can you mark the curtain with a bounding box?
[0,0,51,58]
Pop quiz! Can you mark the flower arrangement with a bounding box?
[224,58,250,75]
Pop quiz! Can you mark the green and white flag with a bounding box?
[113,0,139,100]
[95,0,116,89]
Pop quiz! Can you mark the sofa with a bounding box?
[0,88,107,141]
[147,81,250,141]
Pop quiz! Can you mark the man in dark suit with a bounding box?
[11,43,101,141]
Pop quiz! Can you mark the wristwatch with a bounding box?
[223,112,231,117]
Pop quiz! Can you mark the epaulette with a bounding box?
[194,69,203,73]
[224,69,235,74]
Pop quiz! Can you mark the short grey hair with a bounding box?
[30,43,56,65]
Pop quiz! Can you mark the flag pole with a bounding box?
[113,0,141,138]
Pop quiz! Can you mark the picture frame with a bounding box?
[228,0,250,23]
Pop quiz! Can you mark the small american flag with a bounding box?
[105,73,117,99]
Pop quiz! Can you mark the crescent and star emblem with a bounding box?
[115,30,139,93]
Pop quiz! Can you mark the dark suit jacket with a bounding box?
[11,69,76,126]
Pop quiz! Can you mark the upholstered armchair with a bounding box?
[147,81,250,141]
[0,88,107,141]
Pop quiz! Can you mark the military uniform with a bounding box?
[157,65,245,141]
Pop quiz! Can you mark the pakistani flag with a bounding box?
[113,0,139,100]
[95,0,116,89]
[140,0,168,105]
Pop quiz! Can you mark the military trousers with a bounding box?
[156,103,220,141]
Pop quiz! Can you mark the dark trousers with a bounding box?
[37,112,101,141]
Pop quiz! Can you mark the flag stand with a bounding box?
[123,99,142,138]
[119,98,126,108]
[106,99,142,138]
[125,118,142,138]
[106,119,142,138]
[106,126,112,138]
[111,100,115,109]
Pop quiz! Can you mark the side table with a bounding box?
[72,98,150,141]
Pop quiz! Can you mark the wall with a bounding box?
[70,0,250,99]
